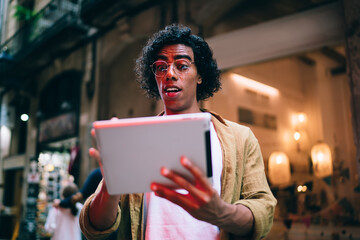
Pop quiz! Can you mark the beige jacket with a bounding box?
[80,111,277,240]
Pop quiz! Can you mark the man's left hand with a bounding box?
[150,156,226,225]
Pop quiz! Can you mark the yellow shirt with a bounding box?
[80,111,277,240]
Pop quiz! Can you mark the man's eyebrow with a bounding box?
[156,55,192,61]
[174,55,192,61]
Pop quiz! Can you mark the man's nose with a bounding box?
[166,63,178,80]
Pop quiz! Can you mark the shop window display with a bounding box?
[36,151,73,239]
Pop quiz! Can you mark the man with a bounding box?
[80,24,276,240]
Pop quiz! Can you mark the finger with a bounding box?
[89,148,104,175]
[151,183,200,212]
[91,128,96,138]
[89,147,101,161]
[161,167,210,205]
[89,148,108,192]
[180,156,213,192]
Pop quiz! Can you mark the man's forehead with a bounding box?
[157,44,194,60]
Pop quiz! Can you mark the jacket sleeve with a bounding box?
[234,128,277,239]
[79,180,121,240]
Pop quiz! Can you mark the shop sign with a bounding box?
[38,112,77,143]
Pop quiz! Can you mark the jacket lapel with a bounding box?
[210,112,238,204]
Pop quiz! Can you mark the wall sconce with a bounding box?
[296,112,306,125]
[292,112,307,152]
[311,142,333,178]
[268,151,291,185]
[292,112,307,128]
[293,131,301,141]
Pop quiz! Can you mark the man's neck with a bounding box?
[164,106,201,115]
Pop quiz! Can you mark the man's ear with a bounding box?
[197,77,202,84]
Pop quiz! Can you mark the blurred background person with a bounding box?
[45,182,83,240]
[53,168,102,209]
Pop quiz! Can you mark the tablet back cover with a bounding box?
[93,112,212,195]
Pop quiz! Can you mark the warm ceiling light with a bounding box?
[230,73,279,96]
[311,142,333,178]
[268,151,291,185]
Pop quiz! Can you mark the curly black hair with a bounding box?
[135,24,221,101]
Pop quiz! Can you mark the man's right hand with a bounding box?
[87,129,121,230]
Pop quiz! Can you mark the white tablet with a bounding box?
[93,112,212,195]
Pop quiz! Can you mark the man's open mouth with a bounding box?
[165,87,181,93]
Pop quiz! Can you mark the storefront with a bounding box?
[0,91,29,239]
[18,70,82,239]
